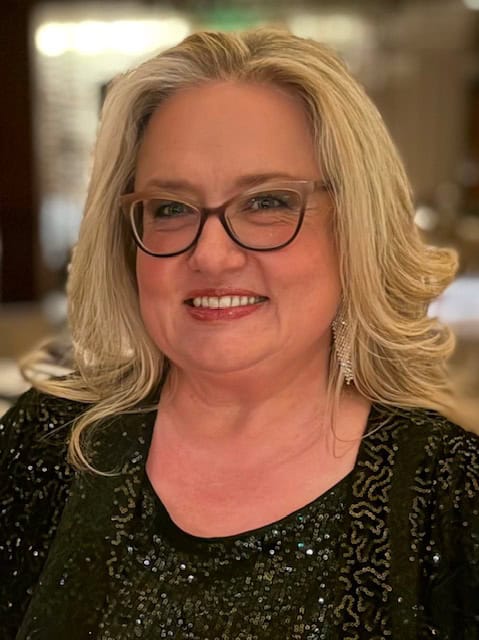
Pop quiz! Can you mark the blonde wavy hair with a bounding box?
[26,27,462,471]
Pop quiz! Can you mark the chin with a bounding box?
[172,346,269,376]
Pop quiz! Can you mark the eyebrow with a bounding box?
[141,172,309,192]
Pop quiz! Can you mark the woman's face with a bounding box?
[135,81,341,378]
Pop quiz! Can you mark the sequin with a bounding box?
[1,390,479,639]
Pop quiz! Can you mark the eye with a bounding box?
[240,189,302,214]
[146,199,195,218]
[247,194,291,210]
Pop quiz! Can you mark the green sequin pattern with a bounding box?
[1,389,478,639]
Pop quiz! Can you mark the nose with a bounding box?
[186,214,247,274]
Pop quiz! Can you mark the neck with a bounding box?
[157,346,335,449]
[150,349,371,476]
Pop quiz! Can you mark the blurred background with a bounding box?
[1,0,479,411]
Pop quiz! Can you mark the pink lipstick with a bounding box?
[184,289,269,321]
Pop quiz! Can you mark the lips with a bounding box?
[185,295,268,309]
[184,289,268,306]
[183,288,269,319]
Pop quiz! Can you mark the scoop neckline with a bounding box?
[140,402,383,545]
[143,460,352,545]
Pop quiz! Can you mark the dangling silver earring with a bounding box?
[332,307,354,385]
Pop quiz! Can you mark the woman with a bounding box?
[1,28,478,640]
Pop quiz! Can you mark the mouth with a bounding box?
[184,295,269,309]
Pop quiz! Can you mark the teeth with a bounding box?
[192,295,263,308]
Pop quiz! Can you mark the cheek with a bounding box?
[136,252,170,295]
[135,254,178,353]
[136,253,152,294]
[294,228,340,288]
[287,232,341,319]
[136,254,168,321]
[136,256,154,328]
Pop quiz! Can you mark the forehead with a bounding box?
[135,81,322,196]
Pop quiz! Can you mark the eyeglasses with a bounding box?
[120,179,329,258]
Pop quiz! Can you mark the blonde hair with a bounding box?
[27,27,463,471]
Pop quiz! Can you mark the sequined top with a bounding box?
[1,389,478,640]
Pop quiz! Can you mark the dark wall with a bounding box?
[0,1,38,302]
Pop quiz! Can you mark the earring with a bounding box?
[332,308,354,385]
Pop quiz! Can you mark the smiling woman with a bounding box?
[133,81,339,382]
[1,27,478,640]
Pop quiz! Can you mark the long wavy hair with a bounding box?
[26,27,461,471]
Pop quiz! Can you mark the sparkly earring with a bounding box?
[332,308,354,385]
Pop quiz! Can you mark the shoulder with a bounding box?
[0,388,89,637]
[385,409,479,634]
[359,404,479,517]
[371,404,479,467]
[0,386,89,495]
[0,387,94,507]
[335,406,478,635]
[0,387,87,471]
[375,406,478,550]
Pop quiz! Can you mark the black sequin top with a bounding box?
[1,389,478,639]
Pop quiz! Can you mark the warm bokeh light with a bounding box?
[34,22,70,57]
[35,18,191,57]
[286,12,373,47]
[414,205,439,231]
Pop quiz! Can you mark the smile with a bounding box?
[186,295,268,309]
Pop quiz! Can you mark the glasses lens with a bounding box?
[226,188,303,249]
[132,197,200,255]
